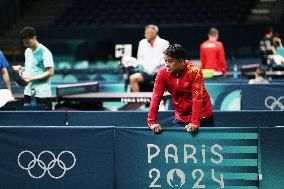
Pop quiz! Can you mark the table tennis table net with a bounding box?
[56,82,99,97]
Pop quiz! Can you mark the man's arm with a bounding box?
[272,46,276,55]
[200,45,206,69]
[217,43,227,74]
[22,67,54,82]
[190,67,205,127]
[2,68,11,91]
[147,69,166,131]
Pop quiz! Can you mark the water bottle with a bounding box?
[31,89,37,106]
[233,64,238,79]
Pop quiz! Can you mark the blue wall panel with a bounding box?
[0,127,115,189]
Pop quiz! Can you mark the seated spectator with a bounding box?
[272,39,284,65]
[129,24,169,92]
[274,36,284,55]
[248,67,269,84]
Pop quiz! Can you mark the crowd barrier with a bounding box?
[7,83,284,111]
[0,111,284,127]
[200,83,284,111]
[0,127,283,189]
[119,83,284,111]
[241,84,284,110]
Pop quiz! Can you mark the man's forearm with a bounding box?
[31,71,52,81]
[30,68,54,81]
[2,69,11,91]
[4,78,11,91]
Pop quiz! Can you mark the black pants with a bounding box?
[24,95,52,110]
[172,115,215,127]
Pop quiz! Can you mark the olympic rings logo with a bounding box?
[264,96,284,110]
[18,150,76,179]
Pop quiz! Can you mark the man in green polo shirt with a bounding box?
[13,26,54,110]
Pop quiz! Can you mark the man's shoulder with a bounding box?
[157,37,169,44]
[158,66,167,72]
[216,41,224,46]
[185,60,199,67]
[139,39,148,44]
[38,44,53,57]
[24,48,32,55]
[201,40,217,48]
[40,44,52,53]
[0,51,8,68]
[157,66,168,76]
[0,51,4,59]
[185,60,201,73]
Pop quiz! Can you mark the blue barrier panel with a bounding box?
[213,111,284,127]
[167,83,241,111]
[115,127,259,189]
[0,126,115,189]
[67,111,284,128]
[205,83,241,111]
[67,111,174,127]
[0,111,67,126]
[241,84,284,110]
[1,111,284,127]
[259,127,284,189]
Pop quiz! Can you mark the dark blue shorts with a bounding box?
[141,72,156,83]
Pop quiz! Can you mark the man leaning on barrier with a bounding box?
[147,44,214,133]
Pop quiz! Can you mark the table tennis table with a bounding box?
[60,92,169,102]
[6,82,171,110]
[55,82,171,110]
[57,92,170,110]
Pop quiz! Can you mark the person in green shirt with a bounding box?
[13,26,54,110]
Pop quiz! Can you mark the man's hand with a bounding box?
[12,65,22,73]
[150,124,162,133]
[185,123,198,133]
[22,75,33,83]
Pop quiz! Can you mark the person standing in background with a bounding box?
[200,27,227,74]
[259,27,276,66]
[13,26,54,110]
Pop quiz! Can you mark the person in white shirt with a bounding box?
[129,24,169,92]
[13,26,54,109]
[248,67,269,84]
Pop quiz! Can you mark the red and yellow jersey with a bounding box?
[147,60,213,127]
[200,40,227,74]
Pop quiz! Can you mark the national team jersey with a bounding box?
[148,60,213,127]
[200,40,227,74]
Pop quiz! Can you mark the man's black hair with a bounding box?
[20,26,36,39]
[264,27,273,35]
[163,44,187,61]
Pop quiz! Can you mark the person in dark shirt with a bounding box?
[259,27,276,65]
